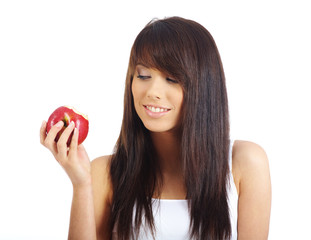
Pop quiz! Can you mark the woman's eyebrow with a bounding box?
[136,64,150,73]
[136,63,147,68]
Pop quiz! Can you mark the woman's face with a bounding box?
[132,65,183,133]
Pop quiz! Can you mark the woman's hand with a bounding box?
[40,120,92,187]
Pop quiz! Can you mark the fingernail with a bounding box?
[56,121,64,127]
[70,121,75,127]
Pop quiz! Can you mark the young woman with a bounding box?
[40,16,271,240]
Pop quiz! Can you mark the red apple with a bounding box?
[46,106,89,146]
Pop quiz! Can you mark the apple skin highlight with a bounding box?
[46,106,89,146]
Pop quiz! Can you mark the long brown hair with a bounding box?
[109,16,231,239]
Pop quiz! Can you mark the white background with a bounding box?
[0,0,310,239]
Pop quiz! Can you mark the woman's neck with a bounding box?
[150,130,182,174]
[150,130,186,199]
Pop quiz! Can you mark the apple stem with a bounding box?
[64,113,70,127]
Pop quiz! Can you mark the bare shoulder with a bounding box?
[91,155,113,203]
[91,155,112,177]
[232,140,271,239]
[91,155,113,239]
[233,140,268,164]
[232,140,269,185]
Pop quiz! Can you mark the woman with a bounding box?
[40,16,271,240]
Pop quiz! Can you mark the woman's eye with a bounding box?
[137,75,150,80]
[166,77,178,83]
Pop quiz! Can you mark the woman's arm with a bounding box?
[68,182,96,240]
[233,140,272,240]
[40,121,99,239]
[68,156,112,240]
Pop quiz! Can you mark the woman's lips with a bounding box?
[143,105,171,118]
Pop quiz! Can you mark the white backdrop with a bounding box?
[0,0,310,239]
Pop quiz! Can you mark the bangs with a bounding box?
[129,20,187,83]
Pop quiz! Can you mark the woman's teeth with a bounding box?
[146,106,168,113]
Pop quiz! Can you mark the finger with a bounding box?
[40,121,47,145]
[44,121,64,146]
[69,127,79,152]
[57,121,75,158]
[67,127,79,162]
[76,144,89,161]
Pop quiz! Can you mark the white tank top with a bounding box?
[112,140,238,239]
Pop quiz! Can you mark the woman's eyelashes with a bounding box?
[137,74,178,83]
[137,74,150,80]
[166,77,178,83]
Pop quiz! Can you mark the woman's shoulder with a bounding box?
[231,140,270,193]
[232,140,268,170]
[91,155,112,171]
[91,155,113,203]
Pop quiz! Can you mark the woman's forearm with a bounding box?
[68,183,96,240]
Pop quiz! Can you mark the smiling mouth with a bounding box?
[144,105,170,113]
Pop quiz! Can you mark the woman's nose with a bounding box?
[146,77,164,100]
